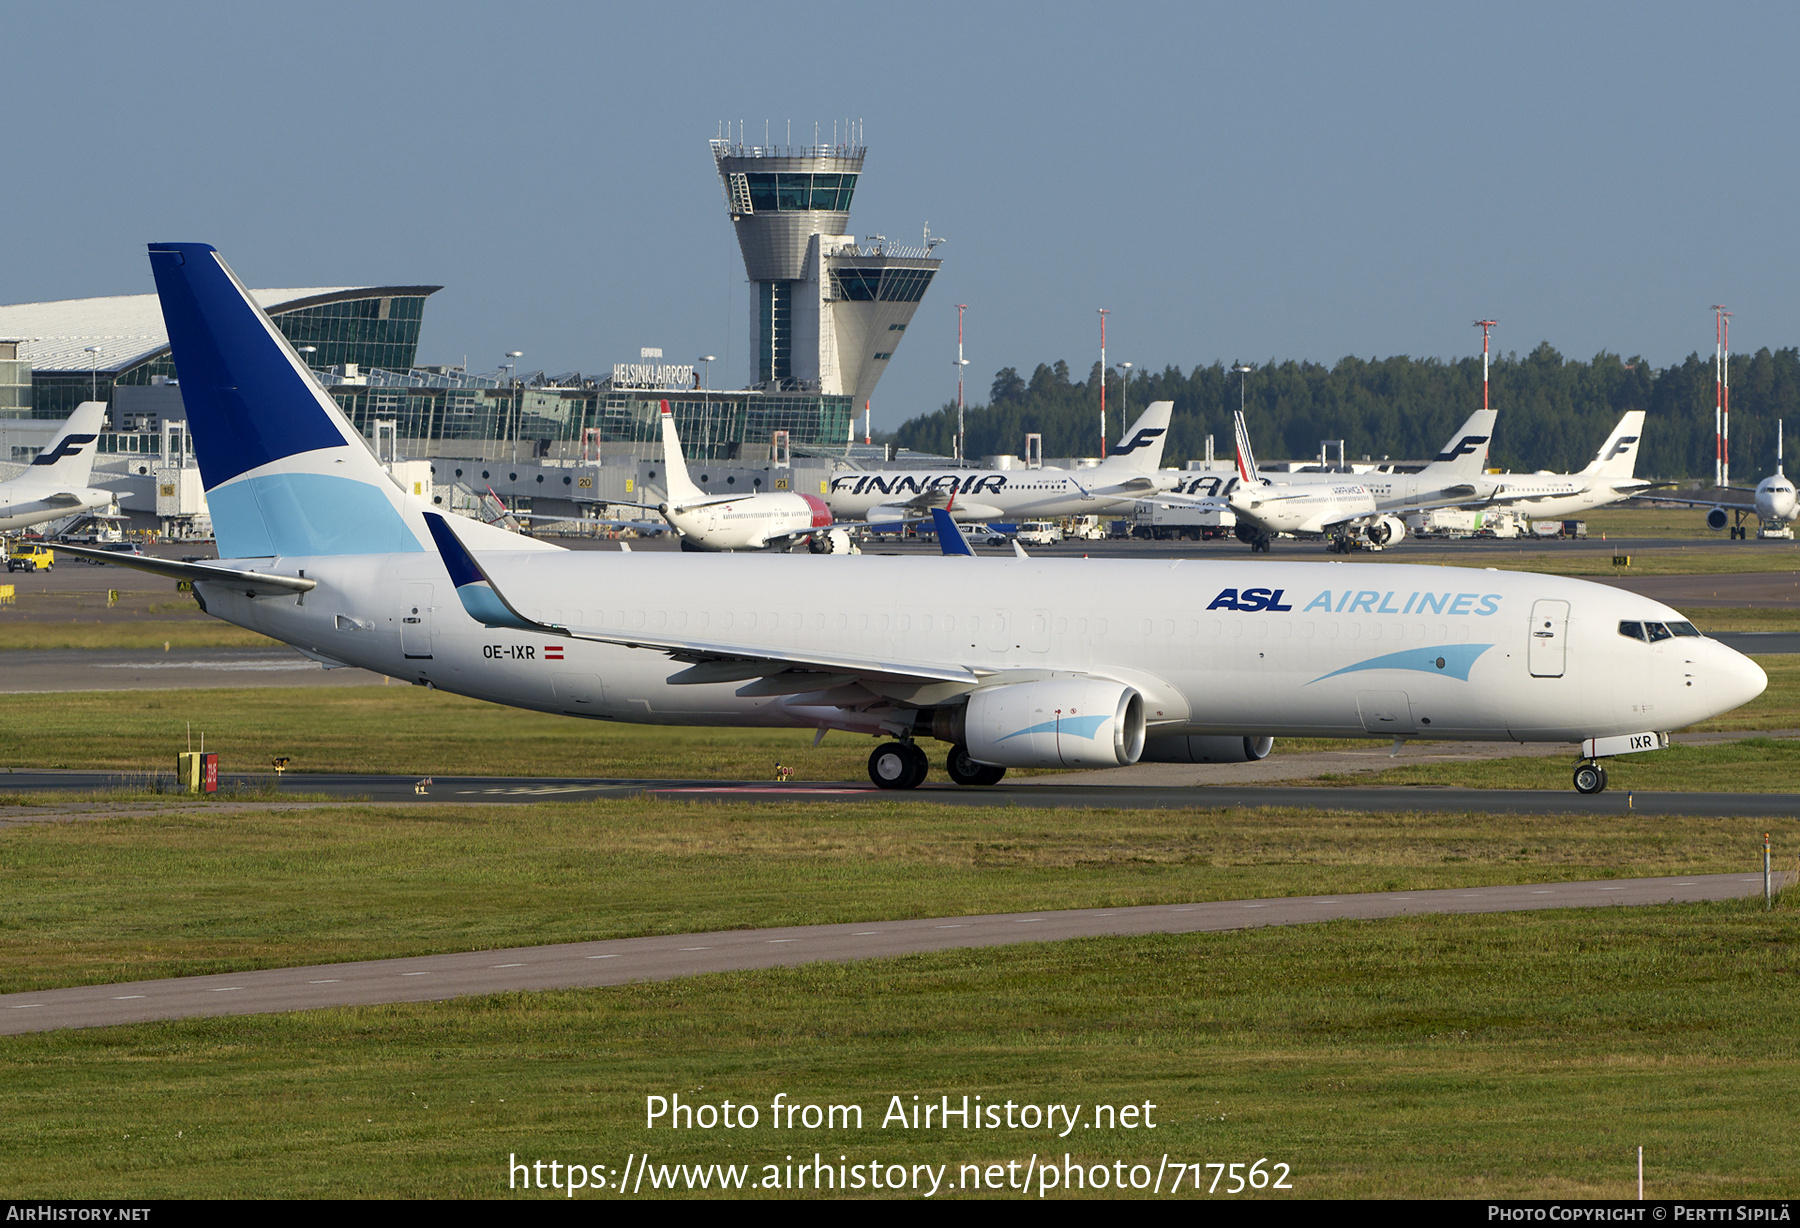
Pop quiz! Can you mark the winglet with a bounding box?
[424,512,561,633]
[930,507,975,556]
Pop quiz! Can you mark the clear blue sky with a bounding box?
[11,2,1798,429]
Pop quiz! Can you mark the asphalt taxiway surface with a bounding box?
[0,871,1776,1035]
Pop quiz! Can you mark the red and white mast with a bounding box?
[1713,305,1731,487]
[1097,307,1109,458]
[1474,319,1497,410]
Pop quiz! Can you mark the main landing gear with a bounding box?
[1572,761,1608,794]
[945,744,1006,787]
[867,742,1009,789]
[868,741,930,789]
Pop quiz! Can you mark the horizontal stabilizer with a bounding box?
[46,541,316,596]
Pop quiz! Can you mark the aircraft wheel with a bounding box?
[1572,762,1607,794]
[869,742,929,790]
[946,745,1007,787]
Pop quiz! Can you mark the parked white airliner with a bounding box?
[648,400,848,553]
[1155,408,1500,550]
[1219,409,1385,551]
[825,401,1174,525]
[0,402,115,532]
[1656,419,1798,539]
[65,244,1766,796]
[1468,411,1652,519]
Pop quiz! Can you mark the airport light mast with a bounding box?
[1097,308,1109,458]
[1713,305,1732,488]
[955,303,968,462]
[1474,320,1497,411]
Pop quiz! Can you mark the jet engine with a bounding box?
[1140,735,1274,764]
[1364,515,1408,546]
[808,528,855,554]
[933,679,1146,769]
[1706,506,1729,531]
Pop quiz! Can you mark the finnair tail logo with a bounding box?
[31,435,97,465]
[1604,435,1639,461]
[1115,426,1166,454]
[1434,435,1488,462]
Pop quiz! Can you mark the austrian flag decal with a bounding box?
[544,644,565,661]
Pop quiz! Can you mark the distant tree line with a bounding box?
[890,343,1800,481]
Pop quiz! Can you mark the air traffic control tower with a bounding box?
[712,134,940,409]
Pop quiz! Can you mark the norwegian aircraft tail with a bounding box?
[145,243,551,560]
[656,399,706,508]
[23,401,106,487]
[1095,400,1172,472]
[1580,411,1646,478]
[1418,408,1496,478]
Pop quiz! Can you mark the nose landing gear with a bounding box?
[1572,761,1608,794]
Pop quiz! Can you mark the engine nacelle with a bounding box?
[1140,735,1274,764]
[1706,506,1729,531]
[956,679,1146,769]
[1364,515,1407,546]
[808,528,854,554]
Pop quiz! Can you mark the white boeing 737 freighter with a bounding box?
[65,244,1766,796]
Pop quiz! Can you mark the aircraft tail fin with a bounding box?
[25,401,106,486]
[930,506,975,556]
[1096,400,1172,471]
[657,400,705,507]
[1581,411,1646,478]
[145,243,550,560]
[1233,409,1262,485]
[1420,408,1496,477]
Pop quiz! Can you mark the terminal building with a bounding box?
[0,132,940,532]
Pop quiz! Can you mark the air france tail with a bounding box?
[1233,409,1263,485]
[145,242,551,561]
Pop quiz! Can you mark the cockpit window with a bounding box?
[1668,621,1703,637]
[1618,621,1646,642]
[1644,622,1673,642]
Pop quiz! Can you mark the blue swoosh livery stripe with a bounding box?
[998,714,1111,743]
[1306,643,1494,685]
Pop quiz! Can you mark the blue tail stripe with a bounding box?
[148,243,347,489]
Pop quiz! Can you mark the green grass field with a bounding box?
[0,797,1793,1198]
[1,800,1785,995]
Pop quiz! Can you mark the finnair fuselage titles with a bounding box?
[827,470,1125,521]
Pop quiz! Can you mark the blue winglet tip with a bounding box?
[930,507,974,556]
[424,512,486,589]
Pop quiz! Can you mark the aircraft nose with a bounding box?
[1702,641,1767,719]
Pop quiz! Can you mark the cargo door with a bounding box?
[400,583,434,660]
[1528,599,1569,678]
[552,673,605,714]
[1357,690,1416,735]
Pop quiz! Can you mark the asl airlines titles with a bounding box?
[1207,587,1505,616]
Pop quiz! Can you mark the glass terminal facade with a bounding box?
[30,291,436,421]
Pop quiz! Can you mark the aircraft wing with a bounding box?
[45,542,316,596]
[423,512,986,693]
[1635,486,1754,509]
